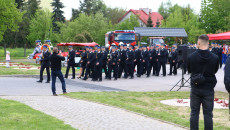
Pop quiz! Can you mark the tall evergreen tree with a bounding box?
[71,9,81,21]
[26,0,40,18]
[79,0,106,16]
[147,15,153,27]
[15,0,24,9]
[51,0,65,32]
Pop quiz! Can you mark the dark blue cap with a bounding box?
[160,43,165,46]
[123,44,127,47]
[43,45,47,48]
[101,46,105,48]
[69,46,73,48]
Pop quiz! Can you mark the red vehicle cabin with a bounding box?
[105,30,140,47]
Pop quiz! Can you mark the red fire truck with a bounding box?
[105,30,140,47]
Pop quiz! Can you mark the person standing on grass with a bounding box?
[49,47,67,96]
[187,35,219,130]
[6,51,10,68]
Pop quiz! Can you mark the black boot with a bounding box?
[37,80,42,83]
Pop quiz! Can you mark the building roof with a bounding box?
[118,9,163,27]
[134,27,188,37]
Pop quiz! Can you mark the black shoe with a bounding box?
[91,79,96,81]
[45,81,50,83]
[71,77,75,79]
[37,80,42,83]
[122,76,127,79]
[82,77,88,80]
[146,75,150,78]
[156,75,159,76]
[163,75,166,77]
[174,74,177,76]
[98,79,102,82]
[168,74,172,75]
[64,77,68,79]
[114,78,117,80]
[152,74,155,76]
[107,78,111,80]
[129,77,134,79]
[53,94,58,96]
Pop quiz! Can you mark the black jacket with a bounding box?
[109,52,118,65]
[134,49,141,62]
[141,50,149,63]
[68,50,76,65]
[224,57,230,92]
[95,51,103,66]
[156,49,167,62]
[41,51,51,67]
[187,49,219,94]
[126,50,134,64]
[49,52,65,70]
[119,49,127,62]
[102,51,108,65]
[170,51,178,63]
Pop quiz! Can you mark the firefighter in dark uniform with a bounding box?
[65,46,76,79]
[93,46,103,81]
[37,45,51,83]
[218,44,223,68]
[78,47,87,79]
[168,47,178,75]
[83,47,94,80]
[126,45,135,79]
[101,46,108,79]
[157,43,167,77]
[147,45,157,77]
[133,45,141,77]
[108,46,118,80]
[118,44,128,78]
[139,46,149,77]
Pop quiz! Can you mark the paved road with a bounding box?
[0,65,227,95]
[0,96,186,130]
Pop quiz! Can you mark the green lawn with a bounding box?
[66,91,230,130]
[0,48,34,57]
[0,62,79,75]
[0,98,75,130]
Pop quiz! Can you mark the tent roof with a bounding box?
[134,27,187,37]
[57,42,99,47]
[207,31,230,40]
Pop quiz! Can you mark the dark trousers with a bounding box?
[147,62,152,76]
[108,65,117,79]
[169,62,177,74]
[102,63,108,78]
[133,61,141,75]
[94,65,102,80]
[127,64,134,77]
[40,65,50,81]
[84,64,91,78]
[81,66,86,77]
[141,61,148,75]
[65,64,75,78]
[157,61,166,76]
[190,91,214,130]
[51,70,66,95]
[118,61,127,78]
[152,61,157,75]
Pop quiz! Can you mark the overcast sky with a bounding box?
[62,0,202,20]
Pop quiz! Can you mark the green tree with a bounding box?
[25,0,40,18]
[200,0,230,33]
[162,5,205,43]
[79,0,106,16]
[115,14,140,30]
[147,15,153,27]
[0,0,24,43]
[27,9,53,45]
[51,0,65,32]
[58,13,112,45]
[71,9,81,21]
[104,7,126,25]
[156,19,160,27]
[158,0,172,26]
[15,0,24,9]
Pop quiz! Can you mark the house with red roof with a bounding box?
[118,8,163,27]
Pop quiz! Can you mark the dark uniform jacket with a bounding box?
[88,52,95,65]
[68,50,76,65]
[95,51,103,66]
[109,52,118,65]
[102,51,108,65]
[157,49,167,62]
[49,52,65,70]
[134,49,141,62]
[41,51,51,67]
[170,51,178,63]
[141,50,149,62]
[119,49,127,62]
[126,50,134,64]
[224,57,230,92]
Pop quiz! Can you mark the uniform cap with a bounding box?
[69,45,73,48]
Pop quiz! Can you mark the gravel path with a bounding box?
[1,96,186,130]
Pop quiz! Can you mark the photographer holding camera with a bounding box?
[187,35,219,130]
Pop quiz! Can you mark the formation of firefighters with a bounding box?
[32,40,228,83]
